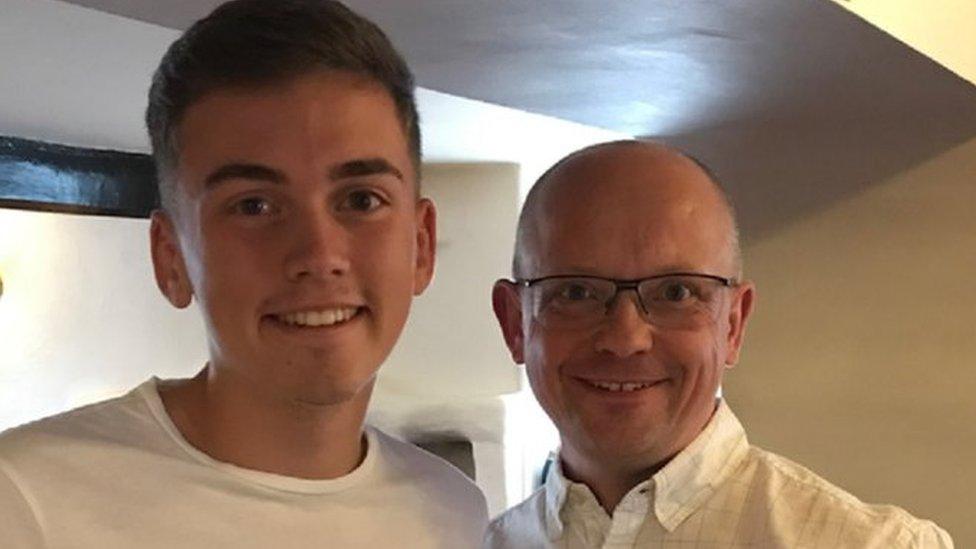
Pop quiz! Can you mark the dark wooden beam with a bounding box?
[0,136,158,218]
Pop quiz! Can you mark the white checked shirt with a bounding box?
[485,401,953,548]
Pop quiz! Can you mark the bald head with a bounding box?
[513,140,741,280]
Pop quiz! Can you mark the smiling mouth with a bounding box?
[273,307,361,328]
[583,380,663,393]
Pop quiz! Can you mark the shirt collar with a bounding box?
[651,400,750,531]
[543,454,570,539]
[542,399,750,537]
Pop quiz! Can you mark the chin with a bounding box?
[577,420,666,457]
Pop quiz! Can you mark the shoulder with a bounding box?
[0,386,155,544]
[0,385,153,465]
[368,426,487,511]
[484,487,548,549]
[743,446,953,548]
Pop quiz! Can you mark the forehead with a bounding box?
[173,71,413,193]
[529,146,735,277]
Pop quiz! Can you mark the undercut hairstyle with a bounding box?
[512,140,742,279]
[146,0,421,211]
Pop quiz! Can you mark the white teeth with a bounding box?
[276,307,358,327]
[588,380,655,392]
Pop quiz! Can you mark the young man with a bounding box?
[0,1,487,546]
[487,140,953,548]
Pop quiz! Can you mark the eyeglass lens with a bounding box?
[529,275,727,329]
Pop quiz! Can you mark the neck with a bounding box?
[560,401,722,514]
[159,365,371,479]
[559,446,667,515]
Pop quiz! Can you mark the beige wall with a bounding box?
[832,0,976,85]
[728,137,976,545]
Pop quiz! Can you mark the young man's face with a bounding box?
[151,71,435,406]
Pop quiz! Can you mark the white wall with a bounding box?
[368,163,559,513]
[379,163,522,400]
[415,90,626,198]
[0,209,207,427]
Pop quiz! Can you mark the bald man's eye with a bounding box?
[561,282,597,301]
[539,279,605,310]
[662,282,693,302]
[644,277,706,308]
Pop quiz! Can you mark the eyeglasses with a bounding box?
[513,272,736,329]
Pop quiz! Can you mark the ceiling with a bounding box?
[56,0,976,239]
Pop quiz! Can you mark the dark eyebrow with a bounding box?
[202,158,403,191]
[329,158,403,182]
[204,163,286,190]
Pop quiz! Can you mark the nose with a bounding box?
[593,291,654,357]
[283,208,351,281]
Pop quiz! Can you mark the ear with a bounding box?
[492,279,525,364]
[150,210,193,309]
[724,281,755,367]
[412,198,437,295]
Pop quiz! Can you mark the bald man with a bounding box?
[486,141,952,548]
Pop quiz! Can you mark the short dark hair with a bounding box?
[146,0,421,211]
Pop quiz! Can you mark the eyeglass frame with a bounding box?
[510,271,738,323]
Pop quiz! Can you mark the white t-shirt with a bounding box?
[0,379,488,548]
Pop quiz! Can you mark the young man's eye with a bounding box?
[340,190,386,212]
[232,197,274,216]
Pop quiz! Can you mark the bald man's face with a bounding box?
[494,145,754,472]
